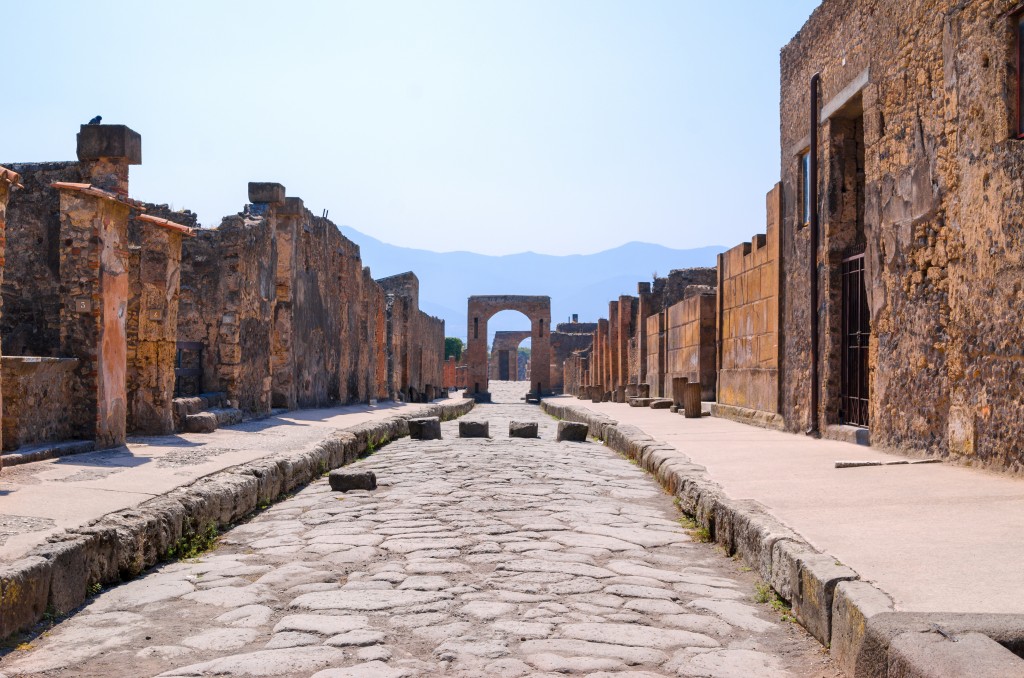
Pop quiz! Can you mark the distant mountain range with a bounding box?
[344,227,725,342]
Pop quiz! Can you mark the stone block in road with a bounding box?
[509,421,538,438]
[649,399,673,409]
[556,421,589,442]
[408,417,442,440]
[459,420,490,438]
[328,469,377,492]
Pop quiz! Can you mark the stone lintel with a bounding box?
[76,125,142,165]
[247,182,286,205]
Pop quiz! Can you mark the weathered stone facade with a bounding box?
[666,290,717,402]
[0,126,444,460]
[779,0,1024,470]
[489,330,531,381]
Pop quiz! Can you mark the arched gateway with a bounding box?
[466,295,551,400]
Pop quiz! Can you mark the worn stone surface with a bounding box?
[556,420,588,442]
[0,382,835,677]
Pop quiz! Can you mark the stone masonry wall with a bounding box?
[550,330,594,393]
[717,185,783,414]
[1,357,78,450]
[1,162,82,356]
[781,0,1024,470]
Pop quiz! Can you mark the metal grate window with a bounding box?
[840,255,870,427]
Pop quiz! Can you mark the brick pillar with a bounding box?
[637,282,652,385]
[55,184,132,448]
[126,213,192,434]
[608,301,619,391]
[617,295,635,386]
[0,167,21,464]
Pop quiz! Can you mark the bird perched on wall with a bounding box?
[87,115,102,125]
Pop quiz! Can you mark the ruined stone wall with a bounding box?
[649,268,718,315]
[126,206,193,434]
[780,0,1024,470]
[1,162,83,356]
[363,269,389,400]
[666,292,717,402]
[555,321,597,334]
[718,186,782,413]
[2,357,79,450]
[178,213,276,414]
[550,331,594,393]
[379,272,444,401]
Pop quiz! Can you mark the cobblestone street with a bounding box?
[0,383,837,678]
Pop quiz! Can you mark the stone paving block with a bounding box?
[888,631,1024,678]
[458,420,490,438]
[556,421,589,442]
[0,556,52,639]
[408,417,442,440]
[649,399,673,409]
[509,421,538,438]
[328,470,377,492]
[831,580,894,678]
[794,552,859,646]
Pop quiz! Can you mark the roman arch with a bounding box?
[489,330,532,381]
[466,295,551,398]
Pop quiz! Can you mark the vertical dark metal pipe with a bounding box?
[808,73,821,436]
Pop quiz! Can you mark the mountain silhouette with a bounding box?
[344,227,725,343]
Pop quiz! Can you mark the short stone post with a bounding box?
[409,417,442,440]
[682,382,703,419]
[556,421,589,442]
[671,376,689,407]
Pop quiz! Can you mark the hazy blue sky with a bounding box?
[2,1,819,256]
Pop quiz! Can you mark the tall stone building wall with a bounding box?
[549,330,594,392]
[645,313,665,398]
[178,214,277,415]
[665,291,717,402]
[379,272,445,401]
[717,185,783,414]
[780,0,1024,470]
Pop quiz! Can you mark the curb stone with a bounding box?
[540,400,1024,677]
[0,398,474,641]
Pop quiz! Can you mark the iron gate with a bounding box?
[840,254,870,427]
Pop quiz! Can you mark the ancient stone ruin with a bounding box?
[0,124,444,466]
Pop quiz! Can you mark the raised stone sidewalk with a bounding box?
[542,396,1024,677]
[0,397,474,640]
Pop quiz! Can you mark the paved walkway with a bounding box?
[0,382,837,678]
[0,401,421,563]
[556,396,1024,615]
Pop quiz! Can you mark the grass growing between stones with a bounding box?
[755,581,796,623]
[166,521,219,561]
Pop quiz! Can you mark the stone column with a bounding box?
[0,166,21,464]
[54,183,133,449]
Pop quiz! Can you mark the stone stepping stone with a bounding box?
[509,421,539,438]
[328,470,376,492]
[459,420,490,438]
[556,421,589,442]
[408,417,442,440]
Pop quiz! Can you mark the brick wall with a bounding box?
[665,292,717,401]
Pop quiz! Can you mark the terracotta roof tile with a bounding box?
[137,213,196,237]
